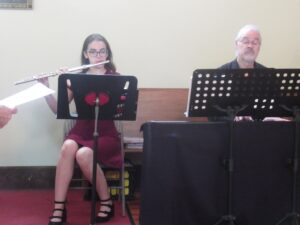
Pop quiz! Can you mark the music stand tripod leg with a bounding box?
[214,120,237,225]
[212,105,250,225]
[90,97,100,225]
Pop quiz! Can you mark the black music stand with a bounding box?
[186,68,300,225]
[57,73,138,225]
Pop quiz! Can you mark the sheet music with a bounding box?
[0,83,55,109]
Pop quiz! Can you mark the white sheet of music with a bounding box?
[0,83,55,109]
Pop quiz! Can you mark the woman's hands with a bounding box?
[37,67,69,88]
[38,77,50,87]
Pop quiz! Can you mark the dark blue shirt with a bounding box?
[219,59,266,69]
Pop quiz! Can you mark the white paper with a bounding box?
[0,83,55,109]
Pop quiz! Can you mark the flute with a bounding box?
[14,60,110,85]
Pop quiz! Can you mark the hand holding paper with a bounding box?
[0,106,17,128]
[0,83,55,109]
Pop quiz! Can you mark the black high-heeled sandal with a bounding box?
[95,197,114,223]
[48,200,67,225]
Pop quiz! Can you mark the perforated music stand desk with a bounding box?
[187,68,300,225]
[57,73,138,225]
[186,68,300,120]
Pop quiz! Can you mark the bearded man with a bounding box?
[220,24,265,69]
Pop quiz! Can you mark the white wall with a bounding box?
[0,0,299,166]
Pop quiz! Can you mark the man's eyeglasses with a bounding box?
[87,48,108,57]
[238,38,260,47]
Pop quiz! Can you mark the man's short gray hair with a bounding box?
[235,24,261,42]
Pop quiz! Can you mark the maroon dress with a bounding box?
[66,70,122,168]
[66,120,121,168]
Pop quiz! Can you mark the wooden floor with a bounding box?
[127,192,140,225]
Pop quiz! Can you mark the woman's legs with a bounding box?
[76,147,112,217]
[50,139,79,222]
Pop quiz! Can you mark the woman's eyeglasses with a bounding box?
[87,48,108,57]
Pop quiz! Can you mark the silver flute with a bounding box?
[14,60,110,85]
